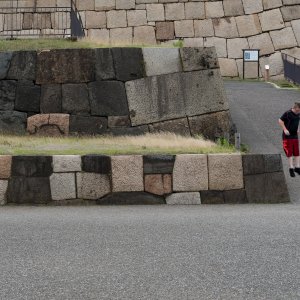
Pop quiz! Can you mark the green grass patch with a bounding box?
[0,133,237,155]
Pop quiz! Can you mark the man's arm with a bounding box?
[279,118,290,135]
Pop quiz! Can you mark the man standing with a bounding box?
[279,102,300,177]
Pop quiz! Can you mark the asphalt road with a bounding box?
[225,81,300,203]
[0,205,300,300]
[1,81,300,300]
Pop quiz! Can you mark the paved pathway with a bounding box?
[225,81,300,203]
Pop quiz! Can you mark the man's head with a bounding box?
[292,102,300,114]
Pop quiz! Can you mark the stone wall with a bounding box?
[0,153,290,205]
[0,47,233,140]
[2,0,300,78]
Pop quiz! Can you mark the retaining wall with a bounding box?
[2,0,300,78]
[0,47,233,139]
[0,154,290,205]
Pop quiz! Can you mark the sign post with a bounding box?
[242,49,260,80]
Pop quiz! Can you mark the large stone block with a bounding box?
[155,21,175,40]
[126,70,228,126]
[36,49,95,84]
[146,4,165,22]
[7,51,36,81]
[87,29,110,44]
[166,192,201,205]
[145,174,172,195]
[227,38,249,59]
[7,177,52,204]
[0,111,27,134]
[108,116,130,128]
[208,154,244,190]
[95,0,115,11]
[15,82,41,113]
[165,3,185,21]
[291,19,300,45]
[149,118,190,136]
[116,0,135,10]
[97,192,165,205]
[89,81,128,116]
[69,115,107,135]
[248,33,275,56]
[106,125,149,136]
[53,155,81,173]
[259,9,285,32]
[106,10,126,28]
[0,180,8,205]
[235,14,262,37]
[40,84,62,113]
[174,20,194,38]
[205,1,225,18]
[242,154,265,175]
[85,11,106,29]
[173,154,208,192]
[189,110,232,141]
[82,155,111,174]
[143,155,175,174]
[0,52,13,79]
[11,156,53,177]
[77,172,111,200]
[213,17,239,38]
[218,58,239,77]
[62,84,90,115]
[270,27,298,50]
[200,191,224,204]
[0,80,17,111]
[263,0,283,10]
[111,48,145,82]
[111,155,144,192]
[264,154,283,173]
[245,172,289,203]
[127,10,147,27]
[223,0,244,17]
[142,48,182,77]
[194,19,214,38]
[0,156,12,179]
[185,2,205,19]
[180,47,219,71]
[203,37,227,58]
[50,173,76,200]
[95,48,115,80]
[133,26,156,45]
[223,189,248,204]
[281,5,300,21]
[110,27,133,45]
[242,0,263,14]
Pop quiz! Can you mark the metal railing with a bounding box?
[282,53,300,85]
[0,0,84,38]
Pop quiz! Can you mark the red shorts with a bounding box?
[283,139,300,157]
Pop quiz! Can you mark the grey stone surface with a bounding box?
[281,4,300,21]
[213,17,239,38]
[218,58,239,77]
[69,115,107,135]
[15,82,41,113]
[111,48,145,82]
[50,173,76,201]
[36,49,95,84]
[97,192,165,205]
[11,156,53,177]
[143,155,175,174]
[242,154,265,175]
[40,84,62,113]
[189,110,232,140]
[126,70,228,126]
[89,81,128,116]
[166,192,201,205]
[0,180,8,205]
[62,84,90,115]
[82,155,111,174]
[173,154,208,192]
[248,33,275,56]
[264,154,283,173]
[108,116,130,128]
[223,0,244,16]
[7,177,51,204]
[0,110,27,134]
[180,47,219,71]
[53,155,81,173]
[243,0,264,14]
[142,48,182,77]
[227,38,249,59]
[235,14,262,37]
[107,125,149,136]
[111,155,144,192]
[200,190,225,204]
[245,172,289,203]
[7,51,36,81]
[223,189,248,204]
[95,48,115,80]
[259,8,285,32]
[208,154,244,190]
[0,52,13,79]
[270,27,298,50]
[263,0,283,10]
[77,172,111,200]
[148,118,191,136]
[0,80,17,111]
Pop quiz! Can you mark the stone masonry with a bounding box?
[0,153,290,205]
[1,0,299,78]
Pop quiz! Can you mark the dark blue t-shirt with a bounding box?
[280,109,300,139]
